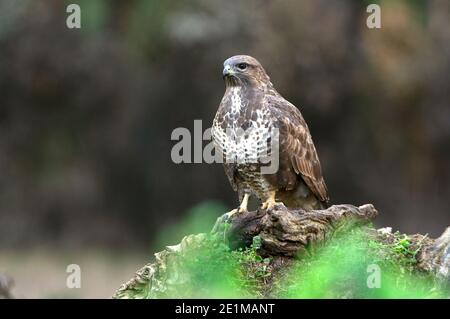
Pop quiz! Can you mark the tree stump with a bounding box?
[113,204,449,299]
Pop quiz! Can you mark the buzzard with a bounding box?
[212,55,329,214]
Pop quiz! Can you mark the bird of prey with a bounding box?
[212,55,329,214]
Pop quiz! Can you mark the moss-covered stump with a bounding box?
[113,204,450,299]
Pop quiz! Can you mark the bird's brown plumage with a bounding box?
[212,55,329,211]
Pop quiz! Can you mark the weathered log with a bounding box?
[216,204,378,256]
[113,204,449,299]
[417,227,450,279]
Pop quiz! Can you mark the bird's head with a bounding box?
[222,55,272,89]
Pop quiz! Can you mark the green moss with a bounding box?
[138,231,271,298]
[124,225,448,299]
[274,228,447,298]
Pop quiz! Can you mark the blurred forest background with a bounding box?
[0,0,449,297]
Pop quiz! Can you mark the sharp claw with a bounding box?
[225,206,247,220]
[225,209,237,219]
[237,207,248,214]
[261,201,285,211]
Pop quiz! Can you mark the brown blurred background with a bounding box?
[0,0,449,298]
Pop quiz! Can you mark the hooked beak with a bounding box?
[222,65,234,78]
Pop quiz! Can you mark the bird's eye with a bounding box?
[237,63,248,70]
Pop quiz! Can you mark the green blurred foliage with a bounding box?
[136,225,448,298]
[144,232,272,298]
[275,229,448,298]
[152,200,227,250]
[158,236,248,298]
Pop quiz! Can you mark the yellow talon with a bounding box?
[261,191,285,210]
[227,193,250,218]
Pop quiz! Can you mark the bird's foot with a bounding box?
[261,199,285,211]
[224,206,248,220]
[212,207,247,233]
[224,193,250,221]
[260,191,286,211]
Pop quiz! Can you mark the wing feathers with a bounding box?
[269,95,329,203]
